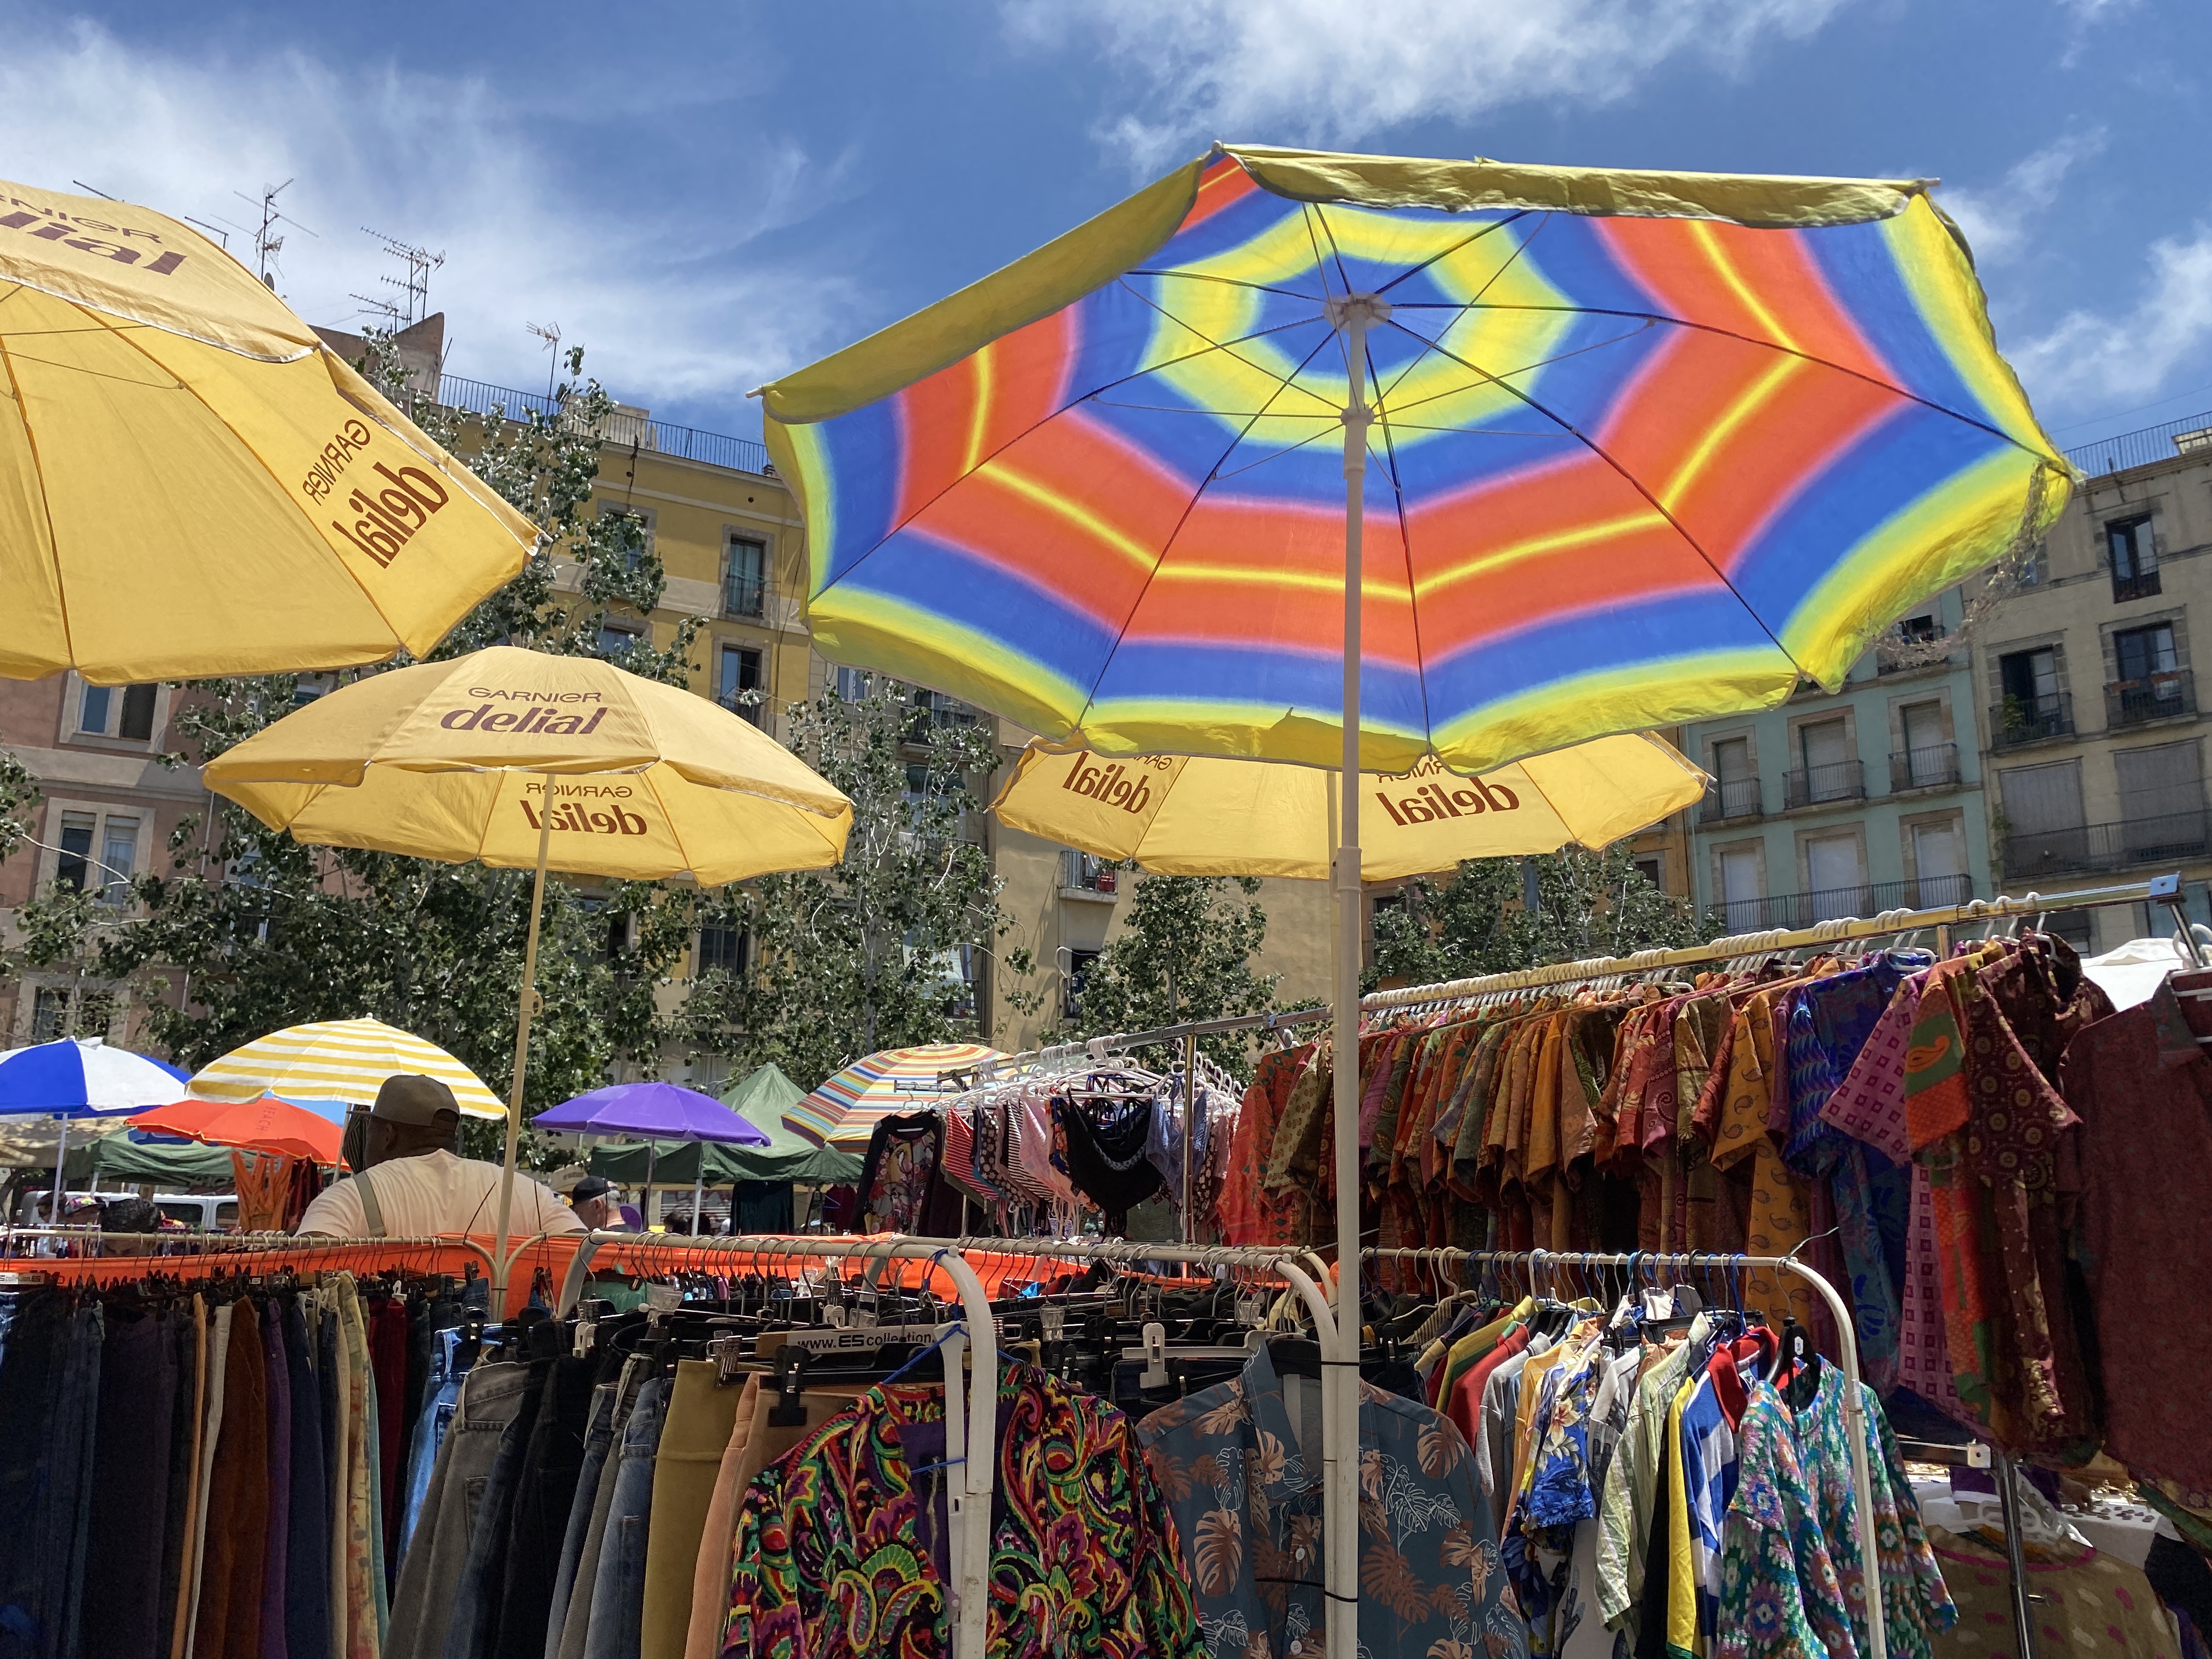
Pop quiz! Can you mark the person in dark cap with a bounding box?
[295,1074,583,1240]
[568,1175,629,1232]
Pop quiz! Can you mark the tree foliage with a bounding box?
[674,671,1005,1090]
[13,336,704,1146]
[1063,871,1282,1073]
[1366,844,1710,992]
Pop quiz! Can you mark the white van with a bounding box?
[21,1191,239,1230]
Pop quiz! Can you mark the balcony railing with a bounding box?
[1060,851,1119,895]
[1990,692,2073,748]
[2112,569,2163,603]
[2064,407,2212,478]
[1697,777,1762,826]
[716,691,763,729]
[1706,873,1974,933]
[1891,743,1960,792]
[1784,759,1865,809]
[2003,809,2211,878]
[436,374,773,476]
[723,574,765,618]
[2106,669,2195,729]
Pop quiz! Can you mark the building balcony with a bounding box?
[2002,810,2210,879]
[2106,670,2195,729]
[1891,743,1960,792]
[1697,777,1763,827]
[1059,850,1119,900]
[1705,873,1975,934]
[1784,759,1865,810]
[2113,569,2163,603]
[722,575,765,618]
[1990,693,2073,749]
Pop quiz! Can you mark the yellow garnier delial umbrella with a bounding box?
[203,645,853,1277]
[0,177,537,682]
[991,733,1707,881]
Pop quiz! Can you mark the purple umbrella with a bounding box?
[534,1081,769,1231]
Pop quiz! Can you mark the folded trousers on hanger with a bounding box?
[84,1308,177,1659]
[557,1365,650,1659]
[386,1358,537,1659]
[493,1356,599,1659]
[284,1302,331,1659]
[438,1356,552,1659]
[545,1381,621,1659]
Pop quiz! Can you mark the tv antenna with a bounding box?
[351,229,443,328]
[526,320,563,403]
[231,180,316,289]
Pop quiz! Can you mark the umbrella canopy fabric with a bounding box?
[0,176,535,684]
[761,146,2068,777]
[190,1018,506,1119]
[0,1038,189,1116]
[786,1042,1004,1149]
[991,733,1705,881]
[201,646,854,884]
[131,1096,346,1165]
[534,1081,769,1145]
[589,1065,863,1185]
[89,1133,235,1187]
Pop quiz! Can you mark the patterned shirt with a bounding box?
[726,1361,1199,1659]
[1139,1344,1528,1659]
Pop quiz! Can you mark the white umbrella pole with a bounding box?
[690,1165,705,1233]
[1327,293,1382,1659]
[50,1115,68,1223]
[492,773,556,1300]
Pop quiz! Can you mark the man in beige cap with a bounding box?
[295,1074,583,1239]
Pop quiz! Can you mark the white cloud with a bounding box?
[2011,229,2212,408]
[0,15,859,424]
[1941,130,2105,264]
[2055,0,2137,67]
[1007,0,1851,172]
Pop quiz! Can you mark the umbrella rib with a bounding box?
[1069,320,1349,734]
[0,297,77,672]
[1387,302,2044,459]
[1308,204,1356,303]
[1374,212,1534,297]
[1124,269,1328,300]
[1364,340,1437,757]
[1375,213,1556,413]
[1380,318,1657,422]
[1381,316,1792,661]
[0,348,180,390]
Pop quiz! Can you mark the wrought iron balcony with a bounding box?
[1990,692,2073,748]
[722,573,765,618]
[2002,809,2211,878]
[2112,569,2163,603]
[1891,743,1960,792]
[1705,873,1975,934]
[1697,777,1763,826]
[1784,759,1865,809]
[2106,670,2195,729]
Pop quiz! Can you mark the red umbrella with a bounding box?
[132,1095,346,1166]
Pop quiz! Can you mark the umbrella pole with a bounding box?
[691,1165,705,1234]
[492,772,556,1300]
[646,1142,658,1227]
[50,1115,67,1223]
[1327,295,1380,1659]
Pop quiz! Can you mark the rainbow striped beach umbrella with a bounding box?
[760,145,2068,776]
[786,1041,1004,1150]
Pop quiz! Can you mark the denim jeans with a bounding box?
[399,1329,470,1560]
[543,1382,618,1659]
[579,1375,667,1659]
[385,1361,536,1659]
[41,1304,104,1659]
[494,1356,596,1659]
[439,1358,550,1659]
[0,1295,88,1659]
[556,1361,648,1659]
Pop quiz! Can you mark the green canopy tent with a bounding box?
[91,1133,236,1188]
[586,1065,862,1228]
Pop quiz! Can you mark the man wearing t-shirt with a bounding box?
[296,1074,584,1240]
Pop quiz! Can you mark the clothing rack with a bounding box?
[1367,1245,1892,1659]
[554,1228,1348,1659]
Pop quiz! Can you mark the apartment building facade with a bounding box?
[1970,413,2212,952]
[1679,586,1991,934]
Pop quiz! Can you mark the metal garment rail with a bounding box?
[0,1227,500,1280]
[1368,1245,1892,1659]
[556,1230,1346,1659]
[975,874,2196,1076]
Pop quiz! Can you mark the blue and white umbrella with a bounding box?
[0,1036,189,1220]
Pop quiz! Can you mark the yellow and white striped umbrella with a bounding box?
[190,1017,505,1119]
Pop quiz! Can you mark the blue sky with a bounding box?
[1,0,2206,459]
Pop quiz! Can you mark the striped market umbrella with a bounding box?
[786,1042,1004,1150]
[190,1017,505,1119]
[763,146,2067,776]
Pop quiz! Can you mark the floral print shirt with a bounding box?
[1139,1344,1529,1659]
[725,1361,1199,1659]
[1715,1372,1953,1659]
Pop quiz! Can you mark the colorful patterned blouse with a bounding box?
[725,1361,1200,1659]
[1139,1344,1529,1659]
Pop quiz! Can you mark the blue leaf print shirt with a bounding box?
[1139,1344,1532,1659]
